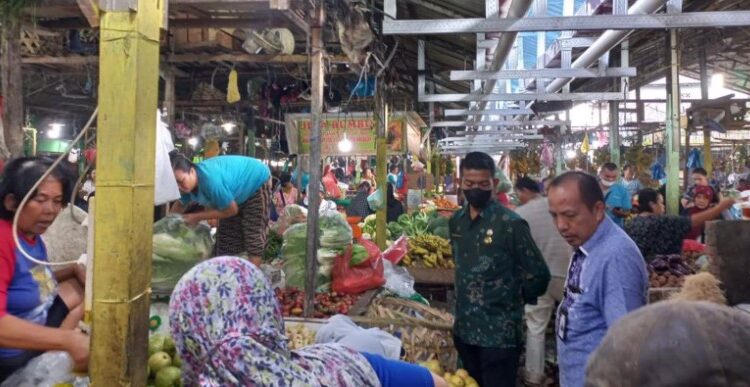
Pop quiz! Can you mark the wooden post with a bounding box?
[162,66,176,129]
[375,84,389,250]
[90,0,164,384]
[0,18,23,157]
[665,29,681,216]
[303,0,325,317]
[699,48,713,176]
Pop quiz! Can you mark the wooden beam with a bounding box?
[90,0,163,384]
[167,53,348,63]
[22,55,99,65]
[169,17,287,28]
[76,0,100,27]
[1,19,23,158]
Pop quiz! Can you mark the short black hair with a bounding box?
[280,173,292,185]
[623,164,634,171]
[390,165,399,173]
[357,181,371,193]
[0,157,74,220]
[601,162,619,172]
[692,167,708,177]
[549,171,604,210]
[637,188,660,213]
[461,152,495,176]
[169,151,195,173]
[515,176,541,193]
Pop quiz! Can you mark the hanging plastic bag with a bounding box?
[332,245,385,295]
[154,113,181,206]
[0,351,83,387]
[367,188,384,211]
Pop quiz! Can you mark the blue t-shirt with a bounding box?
[603,183,632,228]
[180,156,270,210]
[0,220,58,358]
[360,352,433,387]
[556,218,648,387]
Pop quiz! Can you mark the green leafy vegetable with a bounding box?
[350,244,369,266]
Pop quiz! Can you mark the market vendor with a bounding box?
[598,163,632,228]
[169,256,448,387]
[169,153,271,266]
[0,157,89,382]
[449,152,550,387]
[347,181,373,219]
[625,188,737,260]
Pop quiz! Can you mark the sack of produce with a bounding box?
[281,223,308,290]
[273,204,308,235]
[151,215,214,292]
[332,244,385,295]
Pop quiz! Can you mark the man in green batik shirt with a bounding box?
[450,152,550,387]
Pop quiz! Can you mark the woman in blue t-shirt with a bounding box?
[169,153,272,266]
[0,158,89,382]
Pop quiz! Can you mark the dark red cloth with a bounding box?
[496,192,510,207]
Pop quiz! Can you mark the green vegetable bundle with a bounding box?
[151,215,214,292]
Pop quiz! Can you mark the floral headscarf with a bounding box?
[169,256,381,387]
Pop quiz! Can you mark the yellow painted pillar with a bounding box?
[90,0,164,385]
[375,88,389,250]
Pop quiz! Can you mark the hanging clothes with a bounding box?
[687,148,703,170]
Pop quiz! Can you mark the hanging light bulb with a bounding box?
[188,137,200,148]
[221,122,236,133]
[565,150,577,160]
[47,123,64,139]
[338,133,353,153]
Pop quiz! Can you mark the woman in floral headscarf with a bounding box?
[169,256,446,387]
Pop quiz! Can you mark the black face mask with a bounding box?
[464,188,493,209]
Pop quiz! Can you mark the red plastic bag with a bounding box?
[332,245,385,295]
[356,238,381,259]
[383,236,408,264]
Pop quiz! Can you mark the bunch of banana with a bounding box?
[285,324,316,350]
[403,235,455,269]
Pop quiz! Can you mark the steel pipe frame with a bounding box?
[445,108,534,116]
[382,9,750,35]
[450,67,637,80]
[420,92,625,103]
[432,120,567,127]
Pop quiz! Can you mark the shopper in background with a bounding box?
[625,188,736,261]
[362,167,377,191]
[347,181,373,219]
[514,177,572,386]
[385,183,404,223]
[681,167,720,210]
[322,164,342,199]
[621,165,641,199]
[169,153,271,266]
[450,152,550,387]
[0,158,89,381]
[169,256,448,387]
[598,163,632,228]
[547,172,647,387]
[387,165,400,188]
[273,173,298,216]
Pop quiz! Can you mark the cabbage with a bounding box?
[281,217,351,290]
[151,215,214,292]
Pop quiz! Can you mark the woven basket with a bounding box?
[360,296,457,372]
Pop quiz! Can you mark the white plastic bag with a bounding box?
[154,113,181,206]
[0,351,89,387]
[315,314,402,360]
[382,260,417,299]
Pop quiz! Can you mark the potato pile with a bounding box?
[649,272,685,288]
[285,324,316,350]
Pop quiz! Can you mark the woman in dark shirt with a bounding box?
[347,181,373,219]
[625,188,735,261]
[386,183,404,223]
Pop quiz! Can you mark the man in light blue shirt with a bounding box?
[547,172,648,387]
[598,163,631,228]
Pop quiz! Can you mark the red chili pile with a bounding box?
[275,288,359,318]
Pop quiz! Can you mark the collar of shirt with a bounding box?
[580,216,616,256]
[458,200,498,222]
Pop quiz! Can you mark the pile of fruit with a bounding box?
[285,324,316,350]
[403,235,455,269]
[432,197,459,210]
[648,255,694,288]
[147,334,182,387]
[275,288,359,318]
[419,360,478,387]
